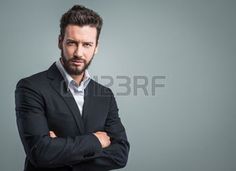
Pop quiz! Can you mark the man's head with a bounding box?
[60,5,103,44]
[58,5,103,76]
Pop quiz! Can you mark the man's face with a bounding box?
[58,24,98,76]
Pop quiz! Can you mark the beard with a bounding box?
[61,53,94,76]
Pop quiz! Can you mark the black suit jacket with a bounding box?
[15,63,130,171]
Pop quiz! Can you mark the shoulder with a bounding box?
[16,70,48,90]
[16,63,58,89]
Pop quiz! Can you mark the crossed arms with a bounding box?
[15,79,129,170]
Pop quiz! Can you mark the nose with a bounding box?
[74,44,83,57]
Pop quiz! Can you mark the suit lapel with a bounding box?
[81,82,93,121]
[47,63,85,134]
[82,80,99,125]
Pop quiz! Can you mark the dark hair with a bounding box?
[60,5,103,44]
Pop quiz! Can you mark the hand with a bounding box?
[93,131,111,148]
[49,131,57,138]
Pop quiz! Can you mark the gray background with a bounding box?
[0,0,235,170]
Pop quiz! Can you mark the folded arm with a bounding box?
[15,79,103,168]
[15,79,129,169]
[81,90,130,170]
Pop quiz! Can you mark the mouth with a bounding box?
[71,59,84,66]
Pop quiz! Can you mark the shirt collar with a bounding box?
[56,60,91,90]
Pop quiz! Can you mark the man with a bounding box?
[15,5,129,171]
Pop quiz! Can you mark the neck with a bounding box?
[60,58,85,85]
[71,72,85,85]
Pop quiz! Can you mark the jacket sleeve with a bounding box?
[15,78,103,168]
[79,90,130,170]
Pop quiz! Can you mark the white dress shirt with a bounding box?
[56,60,91,114]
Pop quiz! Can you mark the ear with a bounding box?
[58,35,63,49]
[94,43,99,54]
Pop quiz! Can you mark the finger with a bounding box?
[49,131,57,138]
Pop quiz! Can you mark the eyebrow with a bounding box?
[66,39,94,45]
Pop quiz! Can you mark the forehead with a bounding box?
[64,24,97,42]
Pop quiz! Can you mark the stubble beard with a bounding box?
[61,53,94,76]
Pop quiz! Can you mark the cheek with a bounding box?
[84,54,93,63]
[85,49,95,58]
[63,46,75,56]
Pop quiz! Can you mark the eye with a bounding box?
[66,41,76,46]
[83,43,92,48]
